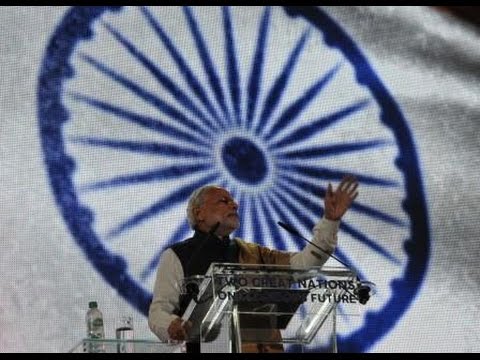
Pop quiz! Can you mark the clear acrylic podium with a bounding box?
[181,262,359,353]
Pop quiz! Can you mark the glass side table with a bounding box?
[68,338,185,353]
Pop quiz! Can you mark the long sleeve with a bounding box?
[148,248,184,341]
[289,216,340,268]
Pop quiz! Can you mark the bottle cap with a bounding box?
[89,301,98,309]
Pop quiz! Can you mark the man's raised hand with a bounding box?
[324,175,358,221]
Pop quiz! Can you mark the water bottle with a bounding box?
[85,301,105,353]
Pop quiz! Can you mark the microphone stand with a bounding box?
[277,221,375,305]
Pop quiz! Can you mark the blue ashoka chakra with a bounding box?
[38,6,430,352]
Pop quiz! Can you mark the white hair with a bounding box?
[186,184,223,229]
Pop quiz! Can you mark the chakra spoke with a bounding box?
[80,163,211,192]
[257,194,288,250]
[70,137,210,158]
[253,30,310,135]
[263,62,342,141]
[106,172,218,239]
[270,187,316,243]
[68,92,210,146]
[250,196,266,247]
[140,220,191,281]
[340,222,401,265]
[140,6,224,126]
[280,173,405,227]
[223,6,242,126]
[270,99,370,150]
[277,164,399,187]
[98,22,218,132]
[184,7,231,123]
[276,139,391,160]
[245,7,271,128]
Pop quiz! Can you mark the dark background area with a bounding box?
[434,6,480,28]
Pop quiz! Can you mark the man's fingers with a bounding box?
[173,327,187,341]
[337,178,348,192]
[324,175,358,221]
[347,182,359,196]
[183,320,193,332]
[338,175,357,193]
[327,183,333,197]
[337,175,352,191]
[168,318,189,341]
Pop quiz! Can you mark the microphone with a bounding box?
[278,221,351,269]
[184,222,221,303]
[277,220,374,305]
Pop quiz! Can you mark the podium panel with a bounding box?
[181,263,362,353]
